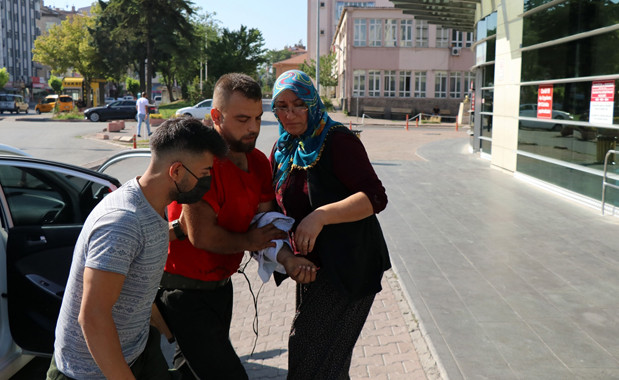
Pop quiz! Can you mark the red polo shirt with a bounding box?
[165,149,275,281]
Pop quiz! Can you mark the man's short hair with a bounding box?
[212,73,262,111]
[150,117,227,160]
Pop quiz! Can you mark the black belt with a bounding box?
[160,272,230,290]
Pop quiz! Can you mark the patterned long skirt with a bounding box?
[287,272,376,380]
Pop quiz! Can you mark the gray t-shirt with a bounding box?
[54,178,168,379]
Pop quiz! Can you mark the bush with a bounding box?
[52,110,83,120]
[321,96,334,112]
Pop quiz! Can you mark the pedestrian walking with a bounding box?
[136,92,152,137]
[271,70,391,379]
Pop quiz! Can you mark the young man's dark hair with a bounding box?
[212,73,262,111]
[151,117,228,159]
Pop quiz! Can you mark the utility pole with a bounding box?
[316,0,320,95]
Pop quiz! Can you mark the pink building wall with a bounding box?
[307,0,394,58]
[334,7,475,118]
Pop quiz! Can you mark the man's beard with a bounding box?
[223,130,257,153]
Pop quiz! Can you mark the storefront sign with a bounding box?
[589,80,615,125]
[537,85,553,119]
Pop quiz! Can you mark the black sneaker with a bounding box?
[148,132,153,136]
[137,134,141,137]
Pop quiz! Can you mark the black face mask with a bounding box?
[175,164,212,204]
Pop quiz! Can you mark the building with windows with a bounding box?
[0,0,41,96]
[332,6,474,117]
[389,0,619,209]
[308,0,391,57]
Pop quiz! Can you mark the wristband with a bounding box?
[172,219,186,241]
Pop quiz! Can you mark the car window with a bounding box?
[0,95,7,102]
[0,165,113,226]
[59,97,72,103]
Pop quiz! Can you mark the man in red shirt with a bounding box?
[157,73,316,379]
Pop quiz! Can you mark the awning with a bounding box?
[390,0,479,32]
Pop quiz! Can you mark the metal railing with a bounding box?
[601,149,619,215]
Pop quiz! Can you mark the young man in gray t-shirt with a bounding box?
[48,118,227,380]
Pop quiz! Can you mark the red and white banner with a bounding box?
[537,85,553,119]
[589,80,615,125]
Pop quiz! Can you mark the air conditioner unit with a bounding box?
[451,47,461,56]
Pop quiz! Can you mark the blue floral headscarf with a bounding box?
[272,70,342,190]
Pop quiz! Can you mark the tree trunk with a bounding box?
[84,79,92,108]
[146,37,153,99]
[138,60,145,96]
[166,81,175,102]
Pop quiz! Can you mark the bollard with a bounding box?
[133,134,137,149]
[455,121,459,132]
[349,121,352,131]
[406,114,409,131]
[416,117,419,128]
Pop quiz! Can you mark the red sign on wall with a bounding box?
[589,80,615,125]
[537,85,553,119]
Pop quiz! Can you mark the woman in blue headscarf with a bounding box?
[270,70,391,379]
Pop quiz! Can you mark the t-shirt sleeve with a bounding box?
[331,131,388,214]
[85,210,142,276]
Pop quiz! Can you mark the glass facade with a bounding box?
[515,0,619,205]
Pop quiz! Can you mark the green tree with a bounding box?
[206,25,266,79]
[48,75,63,94]
[105,0,195,98]
[0,68,8,89]
[33,5,105,107]
[126,78,140,97]
[259,48,294,93]
[300,53,338,88]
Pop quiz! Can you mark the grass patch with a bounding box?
[158,100,193,119]
[52,110,84,120]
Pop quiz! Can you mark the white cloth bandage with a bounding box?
[250,211,295,283]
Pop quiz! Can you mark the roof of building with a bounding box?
[390,0,477,32]
[273,52,310,67]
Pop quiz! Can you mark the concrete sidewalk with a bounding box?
[219,120,464,380]
[227,116,619,379]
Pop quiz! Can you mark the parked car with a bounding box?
[0,145,150,377]
[104,97,116,104]
[84,100,137,122]
[34,95,74,114]
[0,94,29,114]
[154,95,162,107]
[175,99,212,119]
[519,103,573,130]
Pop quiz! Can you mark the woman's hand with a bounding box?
[293,210,326,255]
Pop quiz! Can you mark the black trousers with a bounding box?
[288,273,376,380]
[158,281,248,380]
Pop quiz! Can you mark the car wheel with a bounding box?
[24,108,28,114]
[89,112,101,122]
[36,108,41,115]
[184,113,192,117]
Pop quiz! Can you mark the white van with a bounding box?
[0,95,28,114]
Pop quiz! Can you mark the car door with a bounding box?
[0,157,122,355]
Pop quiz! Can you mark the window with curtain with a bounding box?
[435,71,447,98]
[384,19,397,47]
[414,71,426,97]
[369,19,382,47]
[354,18,367,47]
[384,70,396,97]
[400,19,413,47]
[368,70,381,96]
